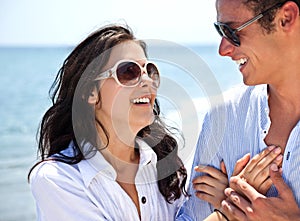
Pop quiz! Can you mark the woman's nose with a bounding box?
[139,72,152,86]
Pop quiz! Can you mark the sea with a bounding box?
[0,44,242,221]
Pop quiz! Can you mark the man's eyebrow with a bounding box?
[218,20,243,28]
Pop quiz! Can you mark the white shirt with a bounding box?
[177,84,300,220]
[30,138,184,221]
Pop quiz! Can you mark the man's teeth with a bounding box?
[236,58,247,65]
[132,97,150,104]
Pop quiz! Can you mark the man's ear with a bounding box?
[279,1,299,31]
[87,87,98,105]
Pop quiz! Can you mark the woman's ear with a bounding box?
[88,87,98,105]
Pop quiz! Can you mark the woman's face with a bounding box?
[95,40,157,139]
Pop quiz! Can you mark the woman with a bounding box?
[29,24,188,221]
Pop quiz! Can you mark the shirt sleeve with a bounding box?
[176,110,225,221]
[30,162,109,221]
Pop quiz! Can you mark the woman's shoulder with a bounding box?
[29,159,81,187]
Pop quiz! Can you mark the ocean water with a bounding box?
[0,45,242,221]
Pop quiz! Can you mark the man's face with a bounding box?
[215,0,284,86]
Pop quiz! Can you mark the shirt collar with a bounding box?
[258,84,271,132]
[77,138,157,187]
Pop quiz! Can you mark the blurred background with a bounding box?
[0,0,242,220]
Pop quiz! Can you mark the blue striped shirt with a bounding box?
[177,84,300,220]
[30,138,184,221]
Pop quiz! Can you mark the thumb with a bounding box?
[232,153,250,176]
[220,160,227,175]
[270,164,292,199]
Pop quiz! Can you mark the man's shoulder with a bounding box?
[206,84,267,118]
[218,84,266,110]
[223,84,266,103]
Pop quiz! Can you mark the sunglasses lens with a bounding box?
[114,61,160,87]
[214,23,240,46]
[214,23,224,37]
[146,63,160,87]
[116,62,141,86]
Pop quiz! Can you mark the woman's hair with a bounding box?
[29,24,188,202]
[243,0,300,33]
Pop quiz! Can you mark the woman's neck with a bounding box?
[106,139,139,163]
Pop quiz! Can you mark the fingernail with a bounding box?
[274,146,281,154]
[268,145,276,151]
[270,163,279,171]
[221,200,231,212]
[194,165,205,170]
[224,188,233,196]
[276,155,283,161]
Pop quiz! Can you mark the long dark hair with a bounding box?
[28,24,188,202]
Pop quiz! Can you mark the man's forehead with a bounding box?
[216,0,251,22]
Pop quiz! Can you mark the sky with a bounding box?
[0,0,220,46]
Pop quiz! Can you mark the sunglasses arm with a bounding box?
[236,2,285,32]
[94,70,113,81]
[236,14,263,32]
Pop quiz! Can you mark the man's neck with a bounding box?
[268,83,300,114]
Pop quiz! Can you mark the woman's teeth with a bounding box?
[132,97,150,104]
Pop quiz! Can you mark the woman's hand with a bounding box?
[192,161,228,209]
[192,151,251,209]
[193,145,283,210]
[232,145,283,195]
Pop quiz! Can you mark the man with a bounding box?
[177,0,300,220]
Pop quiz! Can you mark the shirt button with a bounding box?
[141,196,147,204]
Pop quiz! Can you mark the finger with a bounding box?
[251,146,282,178]
[195,191,215,205]
[220,160,227,175]
[221,199,247,221]
[224,188,253,214]
[257,177,273,194]
[194,183,213,195]
[195,187,225,208]
[232,153,250,176]
[246,165,270,187]
[229,176,266,202]
[193,175,227,189]
[194,182,224,197]
[194,165,227,183]
[274,154,283,166]
[269,163,293,200]
[253,154,283,191]
[244,145,277,173]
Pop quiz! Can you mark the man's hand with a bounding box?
[222,164,300,221]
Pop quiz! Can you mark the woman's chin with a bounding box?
[131,115,155,132]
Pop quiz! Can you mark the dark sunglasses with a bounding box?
[214,2,286,46]
[95,59,160,88]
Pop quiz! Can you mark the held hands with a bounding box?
[193,145,283,210]
[222,164,300,221]
[231,145,282,195]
